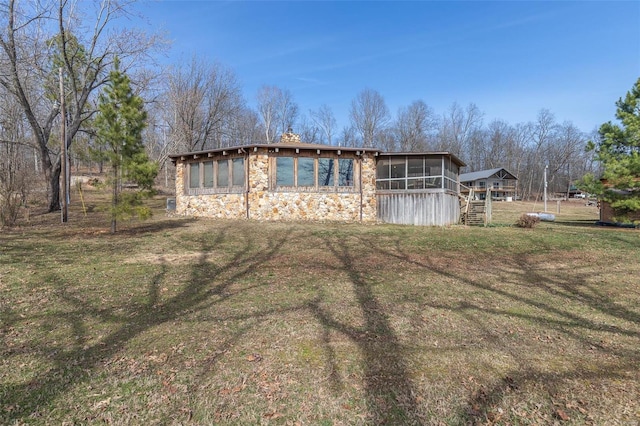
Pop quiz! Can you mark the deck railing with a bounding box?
[461,185,517,193]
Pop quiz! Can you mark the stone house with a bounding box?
[169,131,465,226]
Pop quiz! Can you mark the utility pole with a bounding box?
[543,164,548,213]
[60,68,68,223]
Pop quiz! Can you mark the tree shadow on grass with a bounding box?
[352,231,640,424]
[307,236,424,425]
[0,224,293,423]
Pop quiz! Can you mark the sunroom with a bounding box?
[375,152,465,226]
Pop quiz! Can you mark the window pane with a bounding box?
[407,178,424,189]
[425,158,442,176]
[376,159,390,179]
[232,158,244,186]
[390,158,405,179]
[445,161,458,179]
[318,158,334,186]
[425,177,442,188]
[189,163,199,188]
[338,158,354,186]
[390,180,406,190]
[276,157,294,186]
[298,158,315,186]
[376,180,389,190]
[203,161,213,187]
[446,178,457,191]
[217,159,229,187]
[407,158,424,177]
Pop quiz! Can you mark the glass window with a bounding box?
[446,178,457,191]
[318,158,334,186]
[232,158,244,186]
[376,180,389,190]
[425,158,442,177]
[390,158,405,179]
[425,177,440,188]
[189,163,199,188]
[407,158,424,177]
[338,158,354,187]
[407,178,424,189]
[376,159,390,179]
[298,158,315,186]
[217,159,229,187]
[276,157,294,186]
[390,180,406,190]
[203,161,214,188]
[445,162,459,179]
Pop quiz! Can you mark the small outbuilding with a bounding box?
[598,189,640,225]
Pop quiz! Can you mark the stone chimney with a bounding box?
[279,127,301,144]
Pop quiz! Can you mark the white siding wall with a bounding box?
[376,191,460,226]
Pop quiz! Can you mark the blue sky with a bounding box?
[135,1,640,133]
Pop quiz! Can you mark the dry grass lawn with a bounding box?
[1,190,639,425]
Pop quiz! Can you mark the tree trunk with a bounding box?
[111,165,118,233]
[47,165,62,213]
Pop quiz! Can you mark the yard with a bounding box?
[1,190,639,425]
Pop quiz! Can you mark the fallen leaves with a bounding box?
[245,353,263,362]
[555,408,570,421]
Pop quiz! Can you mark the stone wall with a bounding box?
[174,151,378,222]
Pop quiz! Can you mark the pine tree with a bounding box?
[94,58,158,233]
[582,77,640,221]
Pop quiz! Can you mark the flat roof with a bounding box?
[377,151,466,167]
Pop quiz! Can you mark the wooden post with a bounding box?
[60,68,68,223]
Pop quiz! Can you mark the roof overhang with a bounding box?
[377,151,466,167]
[169,143,381,162]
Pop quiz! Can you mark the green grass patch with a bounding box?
[1,190,639,424]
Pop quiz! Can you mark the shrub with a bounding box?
[515,213,541,228]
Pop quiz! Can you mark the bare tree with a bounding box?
[547,121,587,197]
[256,85,299,143]
[296,114,321,143]
[228,106,262,146]
[521,109,557,199]
[276,87,298,136]
[436,102,484,157]
[164,57,244,152]
[377,127,398,152]
[0,90,33,226]
[395,100,438,152]
[256,85,278,143]
[0,0,163,212]
[349,88,390,148]
[337,125,358,148]
[309,104,336,145]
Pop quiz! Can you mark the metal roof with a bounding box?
[459,167,518,182]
